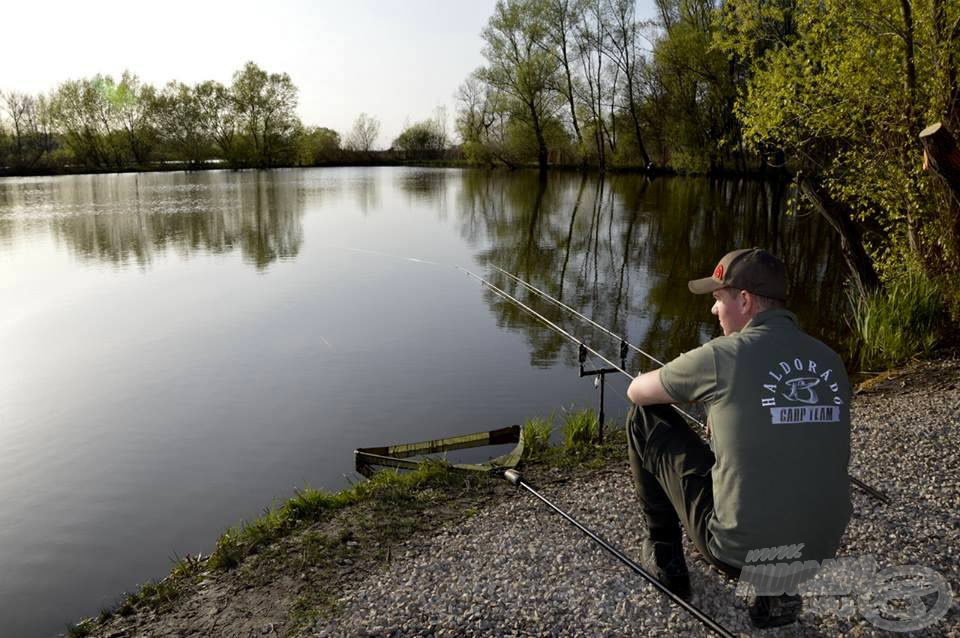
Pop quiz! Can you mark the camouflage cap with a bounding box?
[688,247,787,300]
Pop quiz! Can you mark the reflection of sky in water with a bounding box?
[0,168,848,637]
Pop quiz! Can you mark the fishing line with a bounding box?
[325,248,888,503]
[492,264,666,366]
[334,245,445,266]
[482,265,890,505]
[458,266,702,425]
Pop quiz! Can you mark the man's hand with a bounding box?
[627,369,675,406]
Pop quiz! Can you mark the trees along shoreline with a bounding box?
[3,0,958,330]
[456,0,959,335]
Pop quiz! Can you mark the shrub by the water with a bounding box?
[848,271,944,370]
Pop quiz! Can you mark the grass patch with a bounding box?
[562,408,600,456]
[517,408,626,469]
[521,415,554,460]
[848,270,945,370]
[66,621,93,638]
[207,461,465,570]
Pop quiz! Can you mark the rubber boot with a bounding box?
[640,534,691,600]
[748,593,802,628]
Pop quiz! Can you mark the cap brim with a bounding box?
[688,276,724,295]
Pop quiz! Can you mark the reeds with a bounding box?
[847,270,944,370]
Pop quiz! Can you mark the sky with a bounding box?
[1,0,656,148]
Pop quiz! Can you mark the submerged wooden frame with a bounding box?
[354,425,523,477]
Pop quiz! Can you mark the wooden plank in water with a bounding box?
[354,425,522,477]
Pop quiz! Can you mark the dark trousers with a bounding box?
[627,404,740,579]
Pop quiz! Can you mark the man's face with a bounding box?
[711,288,751,335]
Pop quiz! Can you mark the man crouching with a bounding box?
[626,248,852,629]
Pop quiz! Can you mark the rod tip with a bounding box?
[504,469,522,486]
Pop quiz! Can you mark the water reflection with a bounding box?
[455,171,847,369]
[0,168,847,357]
[0,167,852,638]
[0,171,304,270]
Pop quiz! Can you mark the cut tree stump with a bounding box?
[920,122,960,201]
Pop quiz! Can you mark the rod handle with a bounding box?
[504,469,523,486]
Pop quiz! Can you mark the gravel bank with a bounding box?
[85,358,959,637]
[309,360,960,637]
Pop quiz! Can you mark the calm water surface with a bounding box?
[0,168,847,636]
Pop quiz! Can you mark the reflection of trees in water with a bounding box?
[394,169,450,220]
[5,171,304,271]
[235,171,305,269]
[456,172,849,370]
[351,171,381,215]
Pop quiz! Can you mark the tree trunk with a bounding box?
[561,48,583,148]
[625,75,651,167]
[799,175,881,298]
[530,107,548,172]
[921,122,960,203]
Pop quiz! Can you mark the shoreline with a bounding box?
[72,355,960,637]
[0,160,791,181]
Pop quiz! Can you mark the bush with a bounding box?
[847,270,944,370]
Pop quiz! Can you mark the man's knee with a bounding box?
[628,404,678,470]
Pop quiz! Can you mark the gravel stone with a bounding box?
[310,361,960,637]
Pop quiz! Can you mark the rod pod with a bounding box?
[503,469,736,638]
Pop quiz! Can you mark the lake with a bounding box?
[0,167,848,636]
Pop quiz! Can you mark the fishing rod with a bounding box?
[492,265,667,367]
[465,265,890,505]
[457,266,702,427]
[503,469,736,638]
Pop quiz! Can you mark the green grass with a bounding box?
[519,408,627,468]
[208,461,462,570]
[521,415,554,460]
[562,408,600,456]
[65,621,93,638]
[847,270,945,370]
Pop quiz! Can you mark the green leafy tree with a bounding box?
[534,0,587,149]
[392,115,447,157]
[230,62,302,168]
[719,0,960,296]
[48,72,157,168]
[153,81,212,169]
[50,76,120,168]
[112,71,157,166]
[647,0,741,172]
[195,80,242,168]
[297,126,341,164]
[481,0,564,171]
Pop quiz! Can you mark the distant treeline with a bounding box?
[0,62,461,175]
[457,0,960,315]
